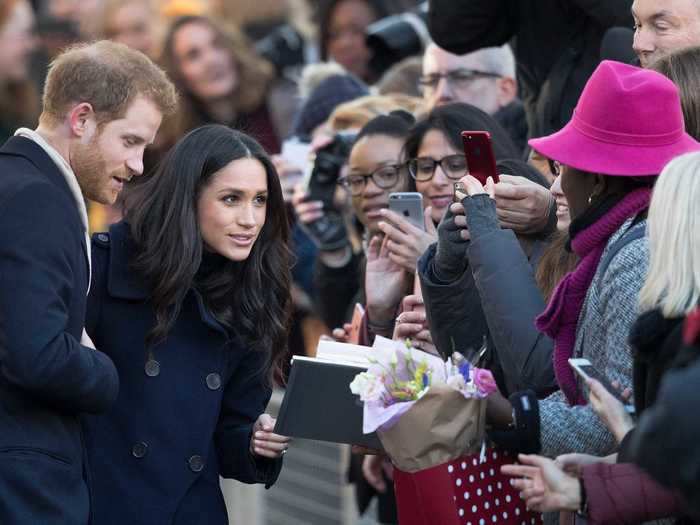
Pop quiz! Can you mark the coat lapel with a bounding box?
[0,137,91,285]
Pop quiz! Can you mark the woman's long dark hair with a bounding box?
[125,125,291,382]
[403,102,521,162]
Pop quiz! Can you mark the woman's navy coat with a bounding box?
[83,222,281,525]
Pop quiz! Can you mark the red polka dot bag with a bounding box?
[392,446,541,525]
[350,340,541,525]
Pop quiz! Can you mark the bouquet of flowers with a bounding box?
[350,337,540,525]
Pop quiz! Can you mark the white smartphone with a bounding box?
[568,358,634,411]
[388,192,425,231]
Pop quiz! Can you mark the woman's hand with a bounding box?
[365,235,407,327]
[362,454,388,493]
[377,207,437,273]
[486,389,514,428]
[501,454,581,513]
[250,414,291,459]
[586,378,634,443]
[393,295,438,355]
[329,322,353,343]
[457,174,497,199]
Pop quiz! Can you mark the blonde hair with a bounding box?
[328,94,424,131]
[639,151,700,316]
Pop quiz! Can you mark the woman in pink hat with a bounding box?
[481,61,700,470]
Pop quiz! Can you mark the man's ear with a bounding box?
[496,77,518,108]
[68,103,97,140]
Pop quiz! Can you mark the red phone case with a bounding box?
[461,131,499,185]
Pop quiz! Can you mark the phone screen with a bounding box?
[577,364,630,406]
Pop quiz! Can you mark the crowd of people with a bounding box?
[1,0,700,524]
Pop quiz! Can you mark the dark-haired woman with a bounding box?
[317,0,395,83]
[486,61,700,466]
[83,125,291,525]
[149,14,280,172]
[409,103,542,370]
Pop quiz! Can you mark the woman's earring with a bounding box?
[588,194,593,205]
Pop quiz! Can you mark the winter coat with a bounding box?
[83,222,282,525]
[0,137,119,524]
[626,318,700,519]
[580,462,686,525]
[417,195,551,396]
[539,218,647,457]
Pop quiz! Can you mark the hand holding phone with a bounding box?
[570,359,636,442]
[568,358,633,409]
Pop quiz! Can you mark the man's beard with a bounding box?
[72,137,127,204]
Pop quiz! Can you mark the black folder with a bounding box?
[274,356,383,450]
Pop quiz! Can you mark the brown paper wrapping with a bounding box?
[377,384,486,473]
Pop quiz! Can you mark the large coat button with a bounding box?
[206,373,221,390]
[132,442,148,458]
[188,455,204,472]
[144,359,160,377]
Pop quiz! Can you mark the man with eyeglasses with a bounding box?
[420,43,527,153]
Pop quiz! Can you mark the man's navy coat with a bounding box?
[0,136,119,524]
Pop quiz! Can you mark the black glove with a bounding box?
[433,205,469,282]
[302,212,349,252]
[462,194,499,236]
[487,390,541,455]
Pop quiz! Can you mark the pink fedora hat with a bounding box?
[529,60,700,176]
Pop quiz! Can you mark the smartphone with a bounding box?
[388,192,425,231]
[461,131,500,185]
[347,303,365,345]
[453,181,467,202]
[568,358,634,411]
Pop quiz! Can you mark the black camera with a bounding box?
[255,25,307,76]
[305,132,356,251]
[366,1,429,77]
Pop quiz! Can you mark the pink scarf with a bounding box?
[535,188,651,405]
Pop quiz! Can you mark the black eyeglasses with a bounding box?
[548,159,562,177]
[407,155,467,182]
[418,69,502,92]
[338,164,405,196]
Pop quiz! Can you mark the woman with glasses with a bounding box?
[301,111,416,525]
[406,103,536,363]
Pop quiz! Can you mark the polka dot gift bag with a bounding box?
[392,447,540,525]
[349,340,541,525]
[386,396,541,525]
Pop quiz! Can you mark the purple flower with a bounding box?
[472,368,497,396]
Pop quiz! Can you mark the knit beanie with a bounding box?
[291,74,369,138]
